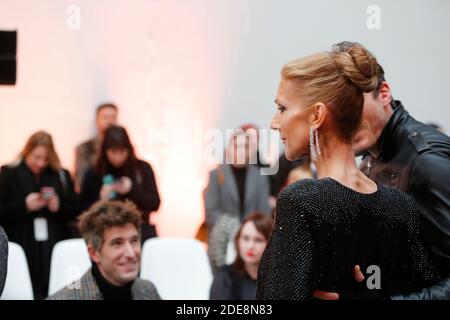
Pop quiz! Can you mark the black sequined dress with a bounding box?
[256,178,439,299]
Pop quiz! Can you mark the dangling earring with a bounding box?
[310,127,317,162]
[315,128,321,157]
[309,127,321,162]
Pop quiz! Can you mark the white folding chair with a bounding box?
[48,239,91,296]
[140,238,213,300]
[1,242,34,300]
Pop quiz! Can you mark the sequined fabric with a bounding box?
[256,178,439,299]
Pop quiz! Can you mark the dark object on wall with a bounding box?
[0,31,17,85]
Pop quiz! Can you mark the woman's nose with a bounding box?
[271,114,280,131]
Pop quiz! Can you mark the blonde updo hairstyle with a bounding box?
[281,44,380,141]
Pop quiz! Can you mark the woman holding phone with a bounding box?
[0,131,78,299]
[80,125,161,242]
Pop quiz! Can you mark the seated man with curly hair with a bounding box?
[48,200,160,300]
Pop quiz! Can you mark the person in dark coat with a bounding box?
[0,131,79,299]
[210,212,272,300]
[74,102,118,191]
[0,225,8,297]
[80,125,160,242]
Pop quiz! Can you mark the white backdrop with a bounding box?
[1,0,449,236]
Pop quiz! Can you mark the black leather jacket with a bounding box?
[360,101,450,299]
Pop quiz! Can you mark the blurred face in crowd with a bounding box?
[352,82,393,156]
[227,131,258,168]
[96,107,118,135]
[106,148,129,168]
[25,145,49,175]
[238,221,268,266]
[272,78,314,161]
[89,223,141,286]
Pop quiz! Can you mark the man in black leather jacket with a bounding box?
[327,42,450,300]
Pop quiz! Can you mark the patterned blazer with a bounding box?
[47,268,161,300]
[0,226,7,296]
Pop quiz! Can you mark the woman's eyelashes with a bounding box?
[277,105,286,113]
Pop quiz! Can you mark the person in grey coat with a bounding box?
[47,200,160,300]
[205,127,271,272]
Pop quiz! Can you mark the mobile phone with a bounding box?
[40,187,55,200]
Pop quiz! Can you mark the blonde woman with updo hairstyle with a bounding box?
[256,45,439,300]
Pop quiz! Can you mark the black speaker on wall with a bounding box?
[0,30,17,85]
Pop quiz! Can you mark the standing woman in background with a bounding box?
[205,127,271,272]
[0,131,79,299]
[80,125,161,242]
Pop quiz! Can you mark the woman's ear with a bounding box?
[309,102,327,129]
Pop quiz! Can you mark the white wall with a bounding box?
[0,0,449,236]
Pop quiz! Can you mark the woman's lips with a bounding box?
[246,252,255,257]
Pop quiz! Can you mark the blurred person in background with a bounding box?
[80,125,160,243]
[75,103,118,191]
[0,131,79,299]
[205,126,271,273]
[210,212,272,300]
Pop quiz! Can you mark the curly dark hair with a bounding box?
[78,200,142,250]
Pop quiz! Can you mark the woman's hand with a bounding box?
[47,194,60,213]
[25,193,47,212]
[312,265,365,300]
[115,176,132,195]
[100,184,115,200]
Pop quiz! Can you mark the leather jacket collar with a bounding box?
[377,100,409,160]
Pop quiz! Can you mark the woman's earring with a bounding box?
[310,127,321,162]
[315,128,321,157]
[310,127,317,162]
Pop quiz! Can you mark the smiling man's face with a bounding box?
[90,223,141,286]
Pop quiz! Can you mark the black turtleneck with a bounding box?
[231,166,247,219]
[91,263,133,300]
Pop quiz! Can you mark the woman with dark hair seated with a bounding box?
[80,125,160,242]
[210,212,272,300]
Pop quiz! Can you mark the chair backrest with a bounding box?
[48,238,91,296]
[1,242,33,300]
[140,238,213,300]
